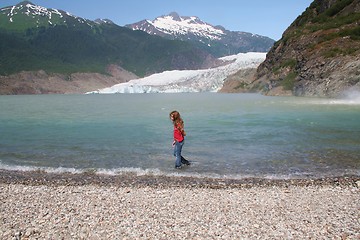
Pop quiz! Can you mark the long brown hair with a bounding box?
[170,110,182,124]
[169,110,186,135]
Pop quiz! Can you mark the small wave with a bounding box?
[0,163,157,176]
[0,163,84,174]
[0,163,279,180]
[1,163,356,181]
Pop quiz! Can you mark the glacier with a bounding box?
[87,52,266,94]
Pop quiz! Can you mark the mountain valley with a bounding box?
[1,0,358,97]
[0,1,271,94]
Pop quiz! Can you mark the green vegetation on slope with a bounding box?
[274,0,360,73]
[0,1,213,76]
[0,23,208,76]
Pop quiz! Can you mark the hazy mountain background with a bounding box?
[0,1,222,77]
[0,1,273,94]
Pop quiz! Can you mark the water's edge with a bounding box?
[0,169,359,189]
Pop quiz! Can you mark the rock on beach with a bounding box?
[0,171,359,239]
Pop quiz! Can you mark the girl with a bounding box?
[169,110,190,169]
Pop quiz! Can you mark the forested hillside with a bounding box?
[0,1,218,77]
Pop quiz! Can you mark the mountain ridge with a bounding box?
[0,1,277,95]
[0,1,95,31]
[0,2,222,74]
[126,12,275,57]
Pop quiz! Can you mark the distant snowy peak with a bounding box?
[127,12,225,40]
[0,1,94,28]
[126,12,275,57]
[2,1,56,22]
[151,12,225,40]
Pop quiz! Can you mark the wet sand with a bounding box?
[1,170,359,239]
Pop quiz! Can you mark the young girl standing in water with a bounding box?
[169,110,190,169]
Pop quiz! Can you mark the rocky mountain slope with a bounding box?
[249,0,360,97]
[126,12,275,57]
[0,66,138,95]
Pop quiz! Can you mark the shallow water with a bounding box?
[0,93,359,179]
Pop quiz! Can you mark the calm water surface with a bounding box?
[0,93,359,179]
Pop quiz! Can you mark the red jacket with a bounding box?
[173,124,185,142]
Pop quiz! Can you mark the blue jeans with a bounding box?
[174,140,184,167]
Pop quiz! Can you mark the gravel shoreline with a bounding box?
[1,170,359,239]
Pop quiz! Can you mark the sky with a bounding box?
[0,0,313,40]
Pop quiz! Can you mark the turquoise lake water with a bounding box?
[0,93,359,179]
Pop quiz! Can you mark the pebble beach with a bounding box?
[1,170,359,239]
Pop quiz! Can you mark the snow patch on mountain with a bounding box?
[126,12,275,56]
[4,2,62,20]
[151,13,224,40]
[129,12,225,41]
[87,52,266,94]
[1,1,90,26]
[25,3,61,18]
